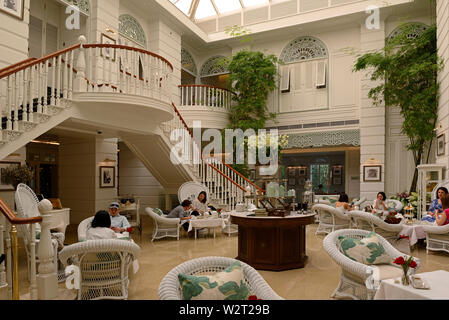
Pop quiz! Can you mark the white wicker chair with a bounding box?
[15,183,61,281]
[323,229,421,300]
[348,210,405,243]
[313,203,351,235]
[77,216,94,242]
[353,197,366,209]
[146,208,181,241]
[59,239,140,300]
[421,224,449,254]
[178,181,209,203]
[431,180,449,201]
[385,199,404,212]
[158,256,284,300]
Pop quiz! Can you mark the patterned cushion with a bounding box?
[338,232,392,265]
[178,261,251,300]
[153,208,164,216]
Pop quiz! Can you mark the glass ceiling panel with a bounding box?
[195,0,217,19]
[242,0,269,8]
[171,0,191,15]
[214,0,242,14]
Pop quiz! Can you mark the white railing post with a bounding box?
[36,214,58,300]
[29,224,37,300]
[73,35,87,93]
[0,214,7,300]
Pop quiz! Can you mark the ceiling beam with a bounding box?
[210,0,220,16]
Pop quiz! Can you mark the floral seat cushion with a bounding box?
[338,232,392,265]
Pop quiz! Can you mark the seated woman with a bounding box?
[423,187,448,223]
[86,210,117,240]
[191,191,208,217]
[372,192,388,214]
[335,193,353,212]
[436,194,449,226]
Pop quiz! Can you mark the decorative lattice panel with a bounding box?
[64,0,90,15]
[387,22,428,44]
[182,48,197,76]
[280,36,328,63]
[287,130,360,148]
[200,56,228,77]
[118,14,147,48]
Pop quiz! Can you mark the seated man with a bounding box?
[167,200,192,232]
[108,202,131,233]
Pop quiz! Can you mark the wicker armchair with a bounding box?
[323,229,421,300]
[421,224,449,254]
[312,203,351,235]
[15,183,61,281]
[348,210,404,243]
[77,217,94,242]
[59,239,140,300]
[145,208,181,241]
[158,256,284,300]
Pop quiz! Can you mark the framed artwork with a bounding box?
[332,167,342,176]
[363,165,382,182]
[100,166,115,188]
[100,33,116,61]
[298,167,306,176]
[0,0,24,20]
[0,161,20,190]
[437,134,445,156]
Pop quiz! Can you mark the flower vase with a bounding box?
[401,267,410,286]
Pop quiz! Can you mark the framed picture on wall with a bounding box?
[0,161,20,190]
[298,167,306,176]
[100,166,115,188]
[0,0,24,20]
[363,165,382,182]
[437,134,445,156]
[100,33,116,61]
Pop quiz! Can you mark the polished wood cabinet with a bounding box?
[231,214,315,271]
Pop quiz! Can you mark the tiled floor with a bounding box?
[15,215,449,299]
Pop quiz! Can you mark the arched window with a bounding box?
[387,22,428,44]
[182,48,197,76]
[200,56,228,78]
[118,14,147,49]
[278,36,329,113]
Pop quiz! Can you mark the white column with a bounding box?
[359,21,386,200]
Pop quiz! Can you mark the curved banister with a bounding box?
[0,198,42,225]
[178,84,235,94]
[83,44,174,71]
[171,102,263,193]
[0,44,81,80]
[0,57,36,76]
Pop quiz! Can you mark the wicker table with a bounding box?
[231,212,316,271]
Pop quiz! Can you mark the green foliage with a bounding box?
[354,23,442,192]
[2,164,34,190]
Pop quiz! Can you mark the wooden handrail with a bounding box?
[0,198,42,225]
[0,44,81,79]
[83,44,174,71]
[178,84,235,94]
[171,102,263,193]
[0,57,36,76]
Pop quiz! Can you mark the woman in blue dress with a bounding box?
[422,187,449,222]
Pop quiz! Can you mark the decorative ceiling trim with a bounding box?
[200,55,229,77]
[387,22,428,44]
[62,0,90,16]
[118,14,147,48]
[280,36,328,64]
[286,130,360,149]
[182,48,198,76]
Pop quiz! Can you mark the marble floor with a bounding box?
[15,215,449,299]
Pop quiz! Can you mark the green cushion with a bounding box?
[153,208,164,216]
[178,261,251,300]
[338,232,392,265]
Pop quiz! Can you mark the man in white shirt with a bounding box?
[108,202,131,233]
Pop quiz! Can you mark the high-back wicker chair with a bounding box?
[59,239,140,300]
[158,256,283,300]
[146,208,181,241]
[312,203,351,235]
[77,216,94,242]
[421,223,449,254]
[348,210,404,243]
[323,229,421,300]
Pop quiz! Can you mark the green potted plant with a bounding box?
[2,164,34,190]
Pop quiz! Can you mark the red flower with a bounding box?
[394,257,405,265]
[126,227,133,233]
[248,295,258,300]
[399,235,409,240]
[410,260,418,269]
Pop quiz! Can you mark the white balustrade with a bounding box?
[179,85,233,110]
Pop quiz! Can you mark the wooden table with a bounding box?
[231,212,316,271]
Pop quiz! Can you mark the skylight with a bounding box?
[169,0,270,20]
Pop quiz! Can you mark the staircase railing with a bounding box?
[0,198,57,300]
[179,85,233,110]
